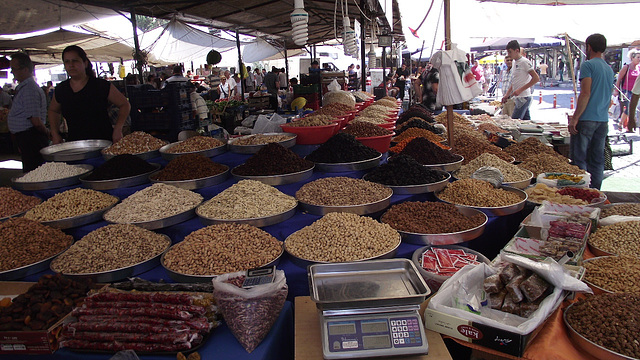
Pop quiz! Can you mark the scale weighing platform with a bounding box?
[309,259,432,359]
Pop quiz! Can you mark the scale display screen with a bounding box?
[363,335,391,349]
[361,321,388,333]
[328,323,357,335]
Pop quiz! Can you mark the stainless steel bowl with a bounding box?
[102,148,163,161]
[411,245,490,291]
[284,233,401,268]
[159,142,227,161]
[0,243,72,281]
[51,235,171,283]
[390,207,488,245]
[422,155,464,172]
[502,169,534,190]
[161,247,283,283]
[197,203,297,228]
[435,186,528,216]
[40,139,112,161]
[231,166,314,186]
[581,256,616,295]
[311,153,382,173]
[227,133,297,154]
[0,198,42,222]
[298,192,392,216]
[149,166,229,190]
[11,164,93,191]
[564,301,637,360]
[40,202,117,230]
[80,163,160,190]
[104,202,201,230]
[363,171,451,195]
[588,239,616,257]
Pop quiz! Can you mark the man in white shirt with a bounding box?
[225,70,237,94]
[501,40,539,120]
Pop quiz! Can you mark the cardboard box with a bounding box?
[0,282,66,354]
[424,300,553,357]
[502,226,588,265]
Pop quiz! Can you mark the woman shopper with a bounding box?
[614,49,640,132]
[218,76,232,99]
[49,45,130,144]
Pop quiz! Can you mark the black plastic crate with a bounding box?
[132,112,172,131]
[293,84,320,95]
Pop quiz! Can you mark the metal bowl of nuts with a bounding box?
[40,139,112,162]
[227,133,297,154]
[435,185,528,217]
[298,192,392,216]
[41,202,118,230]
[502,169,534,190]
[0,242,72,281]
[103,149,162,161]
[583,256,640,294]
[150,166,230,191]
[582,256,615,295]
[197,202,297,228]
[80,163,161,191]
[161,246,284,283]
[397,207,488,245]
[51,235,171,283]
[159,142,227,161]
[108,203,201,231]
[11,164,94,191]
[231,166,314,186]
[310,153,382,173]
[422,155,464,172]
[364,171,451,195]
[588,220,640,258]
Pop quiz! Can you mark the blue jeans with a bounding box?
[511,96,532,120]
[570,120,608,189]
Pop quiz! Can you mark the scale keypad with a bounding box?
[389,317,422,347]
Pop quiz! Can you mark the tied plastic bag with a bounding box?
[252,113,286,134]
[212,270,288,353]
[327,79,341,92]
[109,350,140,360]
[471,166,503,188]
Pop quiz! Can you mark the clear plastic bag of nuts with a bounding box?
[212,270,287,353]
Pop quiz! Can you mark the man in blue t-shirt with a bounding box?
[568,33,614,190]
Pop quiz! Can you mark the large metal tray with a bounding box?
[11,164,93,191]
[161,247,283,283]
[227,133,297,154]
[581,256,615,295]
[308,258,430,310]
[40,139,112,161]
[564,301,637,360]
[0,243,72,281]
[80,163,160,190]
[284,233,401,268]
[502,169,534,190]
[422,155,464,172]
[311,153,382,173]
[51,235,171,283]
[392,207,488,245]
[197,203,297,228]
[102,148,162,161]
[298,192,392,216]
[0,198,42,222]
[41,202,117,230]
[588,238,616,257]
[231,166,314,186]
[150,166,229,190]
[363,171,451,195]
[159,142,227,161]
[435,186,527,216]
[411,245,490,291]
[104,202,200,230]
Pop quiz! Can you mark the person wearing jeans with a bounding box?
[501,40,539,120]
[568,34,615,190]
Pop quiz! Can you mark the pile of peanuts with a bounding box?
[589,221,640,256]
[102,131,167,155]
[232,134,293,146]
[296,177,392,206]
[287,115,334,127]
[166,136,224,153]
[51,224,170,274]
[601,203,640,218]
[0,218,72,272]
[438,179,523,207]
[24,188,118,222]
[517,153,585,175]
[0,187,41,218]
[163,223,282,275]
[584,256,640,293]
[285,212,400,262]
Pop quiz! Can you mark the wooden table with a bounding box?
[294,297,452,360]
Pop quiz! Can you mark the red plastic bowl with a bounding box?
[377,122,396,130]
[280,123,339,145]
[356,132,395,153]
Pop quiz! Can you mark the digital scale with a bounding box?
[309,259,431,359]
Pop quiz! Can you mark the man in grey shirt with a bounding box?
[8,52,49,172]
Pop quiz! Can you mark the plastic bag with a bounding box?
[212,270,288,353]
[471,166,503,188]
[109,350,140,360]
[599,215,640,226]
[251,113,286,134]
[327,79,341,92]
[536,172,590,188]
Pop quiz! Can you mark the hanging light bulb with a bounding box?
[342,17,358,56]
[290,0,308,46]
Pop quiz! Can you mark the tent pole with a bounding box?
[564,33,577,100]
[360,1,367,91]
[284,41,289,85]
[444,0,454,148]
[236,28,244,100]
[129,9,143,84]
